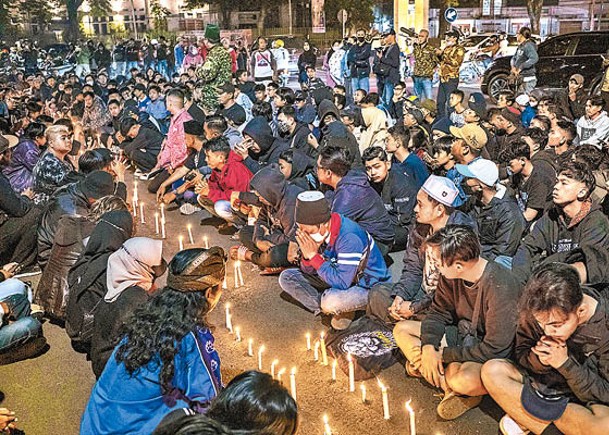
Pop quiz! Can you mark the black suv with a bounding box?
[481,31,609,102]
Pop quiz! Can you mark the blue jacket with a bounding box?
[301,213,390,289]
[326,169,395,246]
[147,98,170,121]
[393,153,429,190]
[81,328,221,435]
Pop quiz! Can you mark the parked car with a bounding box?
[481,31,609,102]
[462,33,519,62]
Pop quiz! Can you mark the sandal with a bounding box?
[229,245,250,261]
[259,266,288,276]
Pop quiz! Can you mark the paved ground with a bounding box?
[0,171,504,435]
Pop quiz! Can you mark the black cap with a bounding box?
[382,28,396,37]
[219,82,235,95]
[79,170,115,200]
[295,191,331,225]
[184,120,205,136]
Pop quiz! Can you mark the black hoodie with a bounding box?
[318,100,362,167]
[249,164,304,245]
[287,150,318,190]
[242,116,289,174]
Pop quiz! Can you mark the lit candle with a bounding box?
[360,383,367,403]
[235,326,241,342]
[203,235,209,249]
[320,332,328,366]
[139,202,145,224]
[271,359,279,379]
[313,340,320,361]
[258,345,265,371]
[236,261,244,287]
[132,199,138,217]
[406,400,416,435]
[331,358,337,381]
[277,368,286,384]
[154,212,159,234]
[161,216,166,239]
[379,380,390,420]
[305,332,311,350]
[160,203,165,221]
[133,181,138,202]
[322,414,332,435]
[222,277,227,289]
[247,338,254,356]
[187,224,194,245]
[290,367,297,400]
[347,353,355,392]
[179,235,184,251]
[225,303,232,332]
[233,262,239,289]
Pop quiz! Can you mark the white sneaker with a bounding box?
[134,169,143,176]
[180,203,202,215]
[499,415,530,435]
[139,172,151,180]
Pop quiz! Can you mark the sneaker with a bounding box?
[0,336,48,365]
[331,312,355,330]
[259,266,288,276]
[134,168,143,176]
[29,303,44,321]
[499,415,530,435]
[180,203,202,215]
[139,172,152,181]
[436,390,483,420]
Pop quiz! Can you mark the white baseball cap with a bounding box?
[456,159,499,187]
[420,175,459,207]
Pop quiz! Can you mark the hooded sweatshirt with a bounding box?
[318,100,362,166]
[208,151,253,203]
[287,150,317,190]
[326,169,395,246]
[242,116,289,174]
[577,111,609,149]
[249,164,304,245]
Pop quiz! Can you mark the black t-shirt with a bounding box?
[187,103,206,124]
[184,147,207,171]
[222,103,246,127]
[514,160,555,215]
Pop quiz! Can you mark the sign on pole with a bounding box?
[337,9,348,38]
[444,8,458,23]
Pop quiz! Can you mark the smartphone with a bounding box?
[185,172,197,182]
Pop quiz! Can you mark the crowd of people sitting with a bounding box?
[3,23,609,435]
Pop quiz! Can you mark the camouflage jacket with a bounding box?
[412,42,439,78]
[196,45,233,113]
[439,44,465,83]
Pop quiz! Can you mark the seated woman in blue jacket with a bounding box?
[81,247,227,435]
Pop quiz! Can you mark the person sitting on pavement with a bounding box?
[313,100,362,167]
[431,136,468,208]
[277,106,315,158]
[119,116,164,175]
[278,191,390,330]
[385,124,429,189]
[393,224,521,421]
[482,262,609,435]
[456,158,525,266]
[278,149,318,191]
[2,122,46,192]
[233,116,289,175]
[512,160,609,284]
[362,146,417,252]
[81,247,226,434]
[577,95,609,149]
[0,263,46,365]
[367,175,476,324]
[317,145,395,254]
[195,137,253,231]
[231,164,304,275]
[556,73,587,122]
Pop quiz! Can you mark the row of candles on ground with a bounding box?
[224,305,417,434]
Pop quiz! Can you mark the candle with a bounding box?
[347,353,355,392]
[236,261,244,287]
[132,199,138,217]
[277,368,286,384]
[406,400,416,435]
[360,383,367,403]
[313,340,320,361]
[161,216,166,239]
[179,235,184,251]
[322,414,332,435]
[160,203,165,221]
[133,181,138,202]
[247,338,253,357]
[187,224,194,245]
[320,332,328,366]
[225,303,232,332]
[258,345,265,371]
[379,380,390,420]
[140,202,145,224]
[233,262,239,289]
[271,359,279,379]
[305,332,311,351]
[331,358,337,381]
[290,367,297,401]
[222,277,227,289]
[154,212,159,234]
[203,235,209,249]
[235,326,241,342]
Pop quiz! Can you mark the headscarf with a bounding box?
[166,247,226,292]
[68,210,134,296]
[105,237,164,302]
[359,106,388,152]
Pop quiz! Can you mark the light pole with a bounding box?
[288,0,293,35]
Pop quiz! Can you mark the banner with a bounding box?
[311,0,326,33]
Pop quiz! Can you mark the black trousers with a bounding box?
[437,78,459,118]
[239,225,292,268]
[147,169,171,194]
[0,206,43,269]
[389,224,409,253]
[123,142,158,173]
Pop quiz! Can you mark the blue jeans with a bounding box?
[198,198,235,223]
[413,76,433,100]
[351,76,370,94]
[278,268,369,315]
[126,60,139,73]
[157,60,169,79]
[0,279,41,352]
[382,81,395,108]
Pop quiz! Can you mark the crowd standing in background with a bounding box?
[3,21,609,435]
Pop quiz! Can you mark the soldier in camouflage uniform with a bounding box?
[196,24,233,114]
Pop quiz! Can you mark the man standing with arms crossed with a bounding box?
[412,29,438,100]
[436,31,465,118]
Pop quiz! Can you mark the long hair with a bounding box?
[115,250,212,390]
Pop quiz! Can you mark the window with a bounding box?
[537,36,572,57]
[574,35,609,55]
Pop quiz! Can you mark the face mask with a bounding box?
[86,80,94,86]
[357,37,366,43]
[310,231,329,243]
[277,121,291,135]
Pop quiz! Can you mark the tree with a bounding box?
[324,0,374,32]
[184,0,233,29]
[150,0,171,31]
[17,0,57,34]
[63,0,110,42]
[526,0,543,35]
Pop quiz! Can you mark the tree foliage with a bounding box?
[324,0,374,32]
[150,0,171,31]
[184,0,233,29]
[526,0,543,34]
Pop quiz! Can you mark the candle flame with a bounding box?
[225,302,230,309]
[291,367,296,375]
[272,359,278,365]
[188,223,191,229]
[322,414,329,423]
[278,368,286,375]
[155,212,159,217]
[360,383,366,391]
[406,399,414,412]
[377,378,386,390]
[347,352,352,361]
[320,331,325,339]
[305,332,310,338]
[259,345,265,353]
